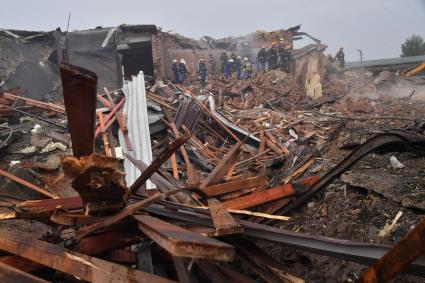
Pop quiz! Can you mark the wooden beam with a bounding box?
[0,261,48,283]
[199,141,243,189]
[202,176,268,197]
[16,197,83,213]
[0,229,175,283]
[259,129,266,153]
[2,91,65,114]
[76,187,192,239]
[222,183,297,210]
[127,132,190,196]
[358,217,425,283]
[95,98,126,137]
[98,112,111,156]
[221,174,319,211]
[198,140,244,236]
[207,198,243,236]
[0,168,58,199]
[134,215,235,261]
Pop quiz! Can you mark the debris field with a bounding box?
[0,25,425,283]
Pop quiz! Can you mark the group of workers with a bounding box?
[220,53,253,80]
[257,38,294,73]
[172,58,208,85]
[171,42,346,85]
[171,59,189,84]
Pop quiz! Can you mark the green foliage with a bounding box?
[401,34,425,57]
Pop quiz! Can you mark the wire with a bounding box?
[0,125,13,150]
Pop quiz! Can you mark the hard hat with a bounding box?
[172,59,177,63]
[228,59,234,62]
[244,57,248,61]
[280,38,284,41]
[199,58,205,62]
[237,56,241,59]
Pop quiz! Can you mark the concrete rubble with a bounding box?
[0,24,425,282]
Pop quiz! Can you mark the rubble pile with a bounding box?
[1,26,425,283]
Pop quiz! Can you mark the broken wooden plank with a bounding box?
[61,154,128,210]
[207,198,243,236]
[202,176,268,197]
[60,63,97,157]
[0,228,176,283]
[76,187,191,239]
[16,197,83,213]
[265,136,284,155]
[225,176,321,211]
[0,261,48,283]
[259,129,266,153]
[95,98,126,137]
[358,217,425,283]
[125,155,193,204]
[97,94,113,108]
[198,140,244,236]
[222,183,298,210]
[200,141,243,189]
[98,112,111,156]
[50,213,105,226]
[167,119,196,184]
[170,153,180,180]
[283,158,315,184]
[127,132,191,196]
[0,168,58,199]
[134,215,235,261]
[2,91,65,114]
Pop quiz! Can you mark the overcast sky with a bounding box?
[1,0,425,61]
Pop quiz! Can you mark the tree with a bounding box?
[401,34,425,57]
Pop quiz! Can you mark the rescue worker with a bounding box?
[257,46,267,73]
[197,59,207,85]
[335,47,345,68]
[230,53,237,73]
[242,57,253,79]
[220,52,228,73]
[224,58,234,79]
[178,59,189,84]
[277,39,285,61]
[280,46,293,73]
[235,56,242,79]
[269,44,278,70]
[172,59,179,83]
[208,54,216,74]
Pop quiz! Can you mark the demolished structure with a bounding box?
[1,23,425,282]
